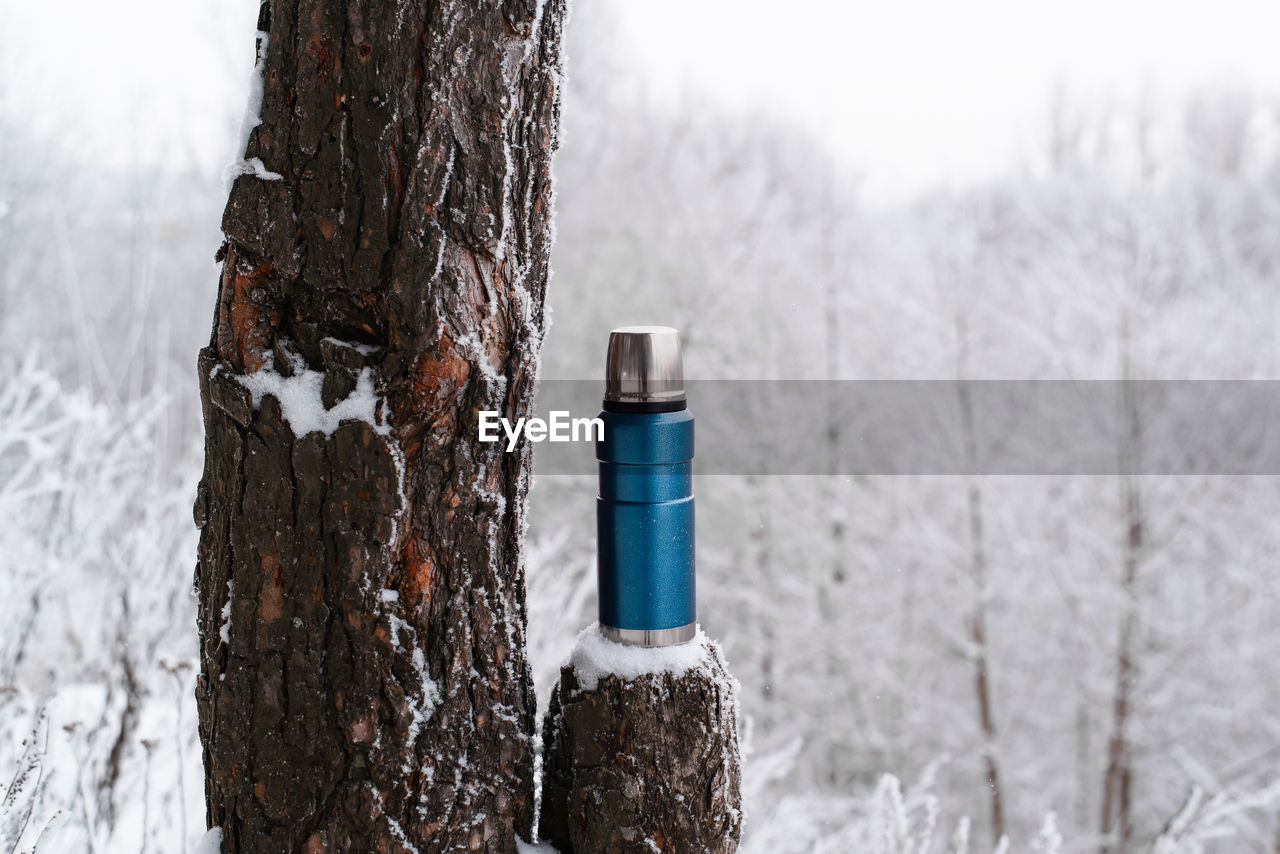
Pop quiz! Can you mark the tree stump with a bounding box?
[539,626,743,854]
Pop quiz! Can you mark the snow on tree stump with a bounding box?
[539,625,743,854]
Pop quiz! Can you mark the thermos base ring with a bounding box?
[600,622,697,648]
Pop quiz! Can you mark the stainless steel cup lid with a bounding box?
[604,326,685,404]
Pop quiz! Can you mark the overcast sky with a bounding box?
[4,0,1278,199]
[611,0,1280,197]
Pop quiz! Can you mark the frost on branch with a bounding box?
[539,625,743,854]
[1149,783,1280,854]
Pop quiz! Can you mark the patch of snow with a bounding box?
[385,438,408,549]
[482,511,518,659]
[222,157,284,186]
[385,612,440,764]
[219,579,233,644]
[232,364,390,438]
[435,145,456,208]
[423,146,456,259]
[522,0,549,63]
[321,336,382,356]
[951,816,971,854]
[388,614,411,649]
[223,31,284,189]
[194,826,223,854]
[456,331,507,398]
[1034,811,1063,854]
[370,782,419,854]
[408,646,442,730]
[568,622,710,692]
[495,110,515,261]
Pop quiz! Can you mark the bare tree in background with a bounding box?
[1099,303,1141,854]
[936,200,1007,847]
[193,0,566,850]
[1099,211,1155,854]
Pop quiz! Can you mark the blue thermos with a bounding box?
[596,326,696,647]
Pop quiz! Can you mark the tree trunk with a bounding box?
[957,311,1004,847]
[193,0,566,850]
[539,630,743,854]
[1100,469,1140,854]
[1101,312,1142,854]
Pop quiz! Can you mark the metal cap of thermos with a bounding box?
[597,325,697,647]
[604,326,686,407]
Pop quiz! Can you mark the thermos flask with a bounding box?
[596,326,696,647]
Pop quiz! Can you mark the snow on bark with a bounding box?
[232,360,390,437]
[222,30,282,188]
[194,826,224,854]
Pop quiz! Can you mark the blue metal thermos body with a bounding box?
[596,327,697,647]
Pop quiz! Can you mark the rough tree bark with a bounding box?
[193,0,566,850]
[539,632,743,854]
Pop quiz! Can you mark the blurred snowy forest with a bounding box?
[4,1,1280,852]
